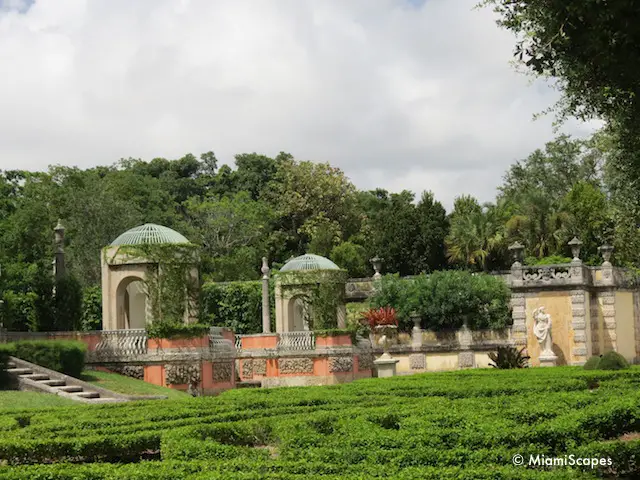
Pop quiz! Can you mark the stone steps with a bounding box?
[6,356,126,404]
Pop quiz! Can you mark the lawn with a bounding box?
[0,390,75,409]
[0,367,639,479]
[81,369,189,400]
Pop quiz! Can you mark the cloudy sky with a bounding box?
[0,0,599,209]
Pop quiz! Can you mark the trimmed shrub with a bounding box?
[583,355,601,370]
[488,346,529,369]
[9,340,86,377]
[598,351,629,370]
[147,322,209,340]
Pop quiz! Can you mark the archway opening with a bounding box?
[288,295,310,332]
[116,276,148,330]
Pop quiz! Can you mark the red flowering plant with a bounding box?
[361,307,399,330]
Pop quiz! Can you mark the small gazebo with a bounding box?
[274,254,347,332]
[101,224,199,330]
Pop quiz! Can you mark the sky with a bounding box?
[0,0,600,210]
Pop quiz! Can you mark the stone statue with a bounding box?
[533,306,553,356]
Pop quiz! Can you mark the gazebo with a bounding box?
[100,224,199,330]
[274,254,348,332]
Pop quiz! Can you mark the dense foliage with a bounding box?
[4,340,86,377]
[597,351,630,371]
[370,271,512,331]
[200,281,275,334]
[0,368,640,477]
[146,323,210,340]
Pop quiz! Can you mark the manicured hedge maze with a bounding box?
[1,367,640,479]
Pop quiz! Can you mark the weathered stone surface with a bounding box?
[253,359,267,375]
[572,347,588,357]
[409,354,426,370]
[279,358,314,374]
[573,333,587,344]
[358,354,374,371]
[511,323,527,333]
[165,364,200,385]
[514,337,527,346]
[571,320,586,330]
[110,365,144,380]
[510,295,526,307]
[458,351,475,368]
[571,308,586,318]
[213,362,233,382]
[328,356,353,373]
[241,359,253,378]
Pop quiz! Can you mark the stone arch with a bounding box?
[286,294,310,332]
[115,275,148,330]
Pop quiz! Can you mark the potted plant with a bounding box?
[361,307,399,355]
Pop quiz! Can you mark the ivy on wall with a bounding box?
[277,270,348,330]
[103,244,200,326]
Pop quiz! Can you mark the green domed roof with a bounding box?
[110,224,190,246]
[280,254,340,272]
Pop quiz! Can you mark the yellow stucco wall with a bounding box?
[526,292,572,366]
[475,352,492,368]
[615,292,636,362]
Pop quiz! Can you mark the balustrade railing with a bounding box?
[235,335,242,351]
[277,331,315,351]
[94,329,148,356]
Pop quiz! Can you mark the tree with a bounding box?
[330,242,369,278]
[412,191,448,273]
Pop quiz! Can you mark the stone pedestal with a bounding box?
[539,352,557,367]
[374,353,399,378]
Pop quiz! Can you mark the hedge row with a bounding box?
[0,367,639,477]
[4,341,86,377]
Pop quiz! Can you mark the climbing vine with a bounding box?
[103,243,200,327]
[277,270,347,330]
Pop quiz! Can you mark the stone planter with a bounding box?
[148,336,209,350]
[316,334,352,347]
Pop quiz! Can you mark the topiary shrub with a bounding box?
[9,340,86,377]
[583,355,602,370]
[598,351,630,370]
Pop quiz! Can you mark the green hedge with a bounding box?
[8,340,86,378]
[200,281,275,334]
[370,271,512,331]
[147,322,210,340]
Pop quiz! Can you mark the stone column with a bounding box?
[570,289,590,365]
[508,242,524,288]
[600,291,617,353]
[261,257,271,333]
[510,293,527,349]
[53,220,66,281]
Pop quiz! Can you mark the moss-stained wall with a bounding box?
[526,292,572,366]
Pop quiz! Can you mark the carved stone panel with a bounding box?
[409,354,426,370]
[458,351,475,368]
[253,359,267,375]
[358,354,373,371]
[165,364,200,385]
[109,365,144,380]
[328,356,353,373]
[279,358,314,374]
[241,359,253,378]
[213,362,233,382]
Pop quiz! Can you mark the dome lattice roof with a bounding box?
[110,224,190,246]
[279,254,340,272]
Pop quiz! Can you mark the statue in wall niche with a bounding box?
[533,306,554,356]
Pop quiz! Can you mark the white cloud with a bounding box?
[0,0,599,209]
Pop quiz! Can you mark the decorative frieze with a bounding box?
[279,358,314,374]
[328,356,353,373]
[241,359,253,378]
[358,354,374,371]
[109,365,144,380]
[253,359,267,376]
[409,354,426,370]
[213,362,233,382]
[458,351,475,368]
[165,364,200,385]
